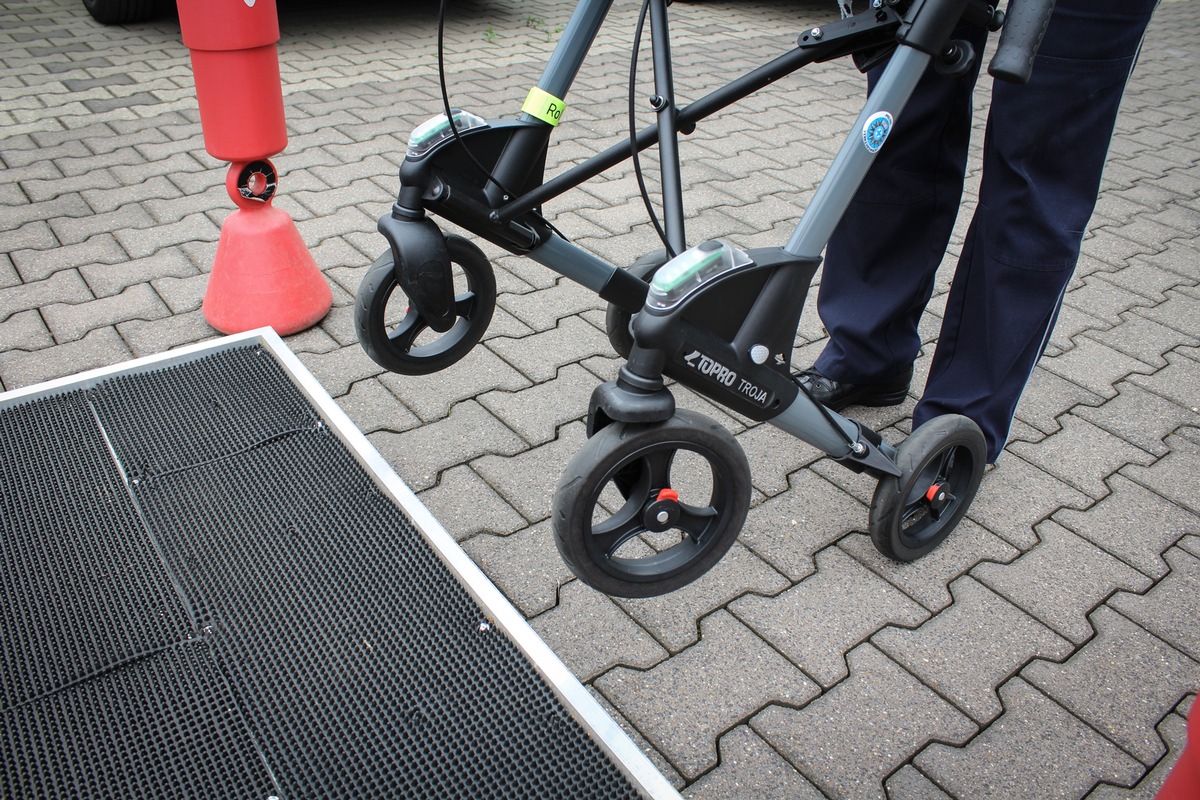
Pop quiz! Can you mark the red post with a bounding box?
[179,0,331,336]
[1156,698,1199,800]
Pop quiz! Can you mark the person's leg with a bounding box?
[913,0,1158,462]
[812,25,986,387]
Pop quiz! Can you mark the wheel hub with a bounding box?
[643,488,681,532]
[923,482,954,518]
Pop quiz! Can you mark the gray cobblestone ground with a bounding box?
[2,0,1197,796]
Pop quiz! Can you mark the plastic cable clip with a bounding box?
[522,87,566,126]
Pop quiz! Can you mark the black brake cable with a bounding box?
[435,0,565,240]
[629,0,676,258]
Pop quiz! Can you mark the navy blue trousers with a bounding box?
[813,0,1157,461]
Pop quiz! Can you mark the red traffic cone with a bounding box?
[202,160,332,336]
[1157,698,1199,799]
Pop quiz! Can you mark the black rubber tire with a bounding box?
[604,251,668,359]
[355,234,496,376]
[552,409,751,598]
[83,0,161,24]
[869,414,986,561]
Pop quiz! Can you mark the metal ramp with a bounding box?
[0,329,677,800]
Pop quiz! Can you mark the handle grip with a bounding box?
[988,0,1056,84]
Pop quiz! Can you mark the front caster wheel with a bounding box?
[355,234,496,376]
[552,409,751,598]
[869,414,986,561]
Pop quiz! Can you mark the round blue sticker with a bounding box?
[862,111,893,154]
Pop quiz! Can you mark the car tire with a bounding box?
[83,0,163,24]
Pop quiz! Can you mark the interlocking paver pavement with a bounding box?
[1,0,1197,796]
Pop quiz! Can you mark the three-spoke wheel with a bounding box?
[355,234,496,376]
[553,410,752,598]
[869,414,986,561]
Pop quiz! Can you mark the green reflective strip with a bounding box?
[522,87,566,126]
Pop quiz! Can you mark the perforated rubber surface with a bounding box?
[1,343,642,800]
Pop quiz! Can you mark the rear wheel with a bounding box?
[868,415,986,561]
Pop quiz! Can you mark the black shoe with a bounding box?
[795,366,912,411]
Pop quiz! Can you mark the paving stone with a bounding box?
[1053,473,1200,580]
[874,575,1073,724]
[461,522,576,618]
[374,345,530,423]
[1139,288,1200,338]
[10,232,128,282]
[1085,707,1190,799]
[471,420,586,522]
[972,520,1152,644]
[614,543,790,653]
[0,308,52,351]
[584,687,687,791]
[477,362,595,446]
[0,326,131,391]
[485,314,613,382]
[1122,432,1200,517]
[682,726,825,800]
[1022,605,1200,765]
[732,547,928,687]
[295,342,385,399]
[80,246,198,299]
[597,609,820,780]
[150,273,209,315]
[884,765,953,800]
[1073,379,1200,457]
[1108,545,1200,663]
[732,422,824,498]
[1039,337,1157,401]
[41,282,169,343]
[334,376,418,434]
[1009,415,1157,500]
[839,519,1019,613]
[1127,350,1200,412]
[110,213,221,260]
[80,175,183,215]
[4,220,57,252]
[1099,257,1197,304]
[753,643,976,800]
[1044,303,1112,358]
[530,580,668,683]
[367,399,525,492]
[915,678,1144,800]
[1085,314,1200,371]
[115,309,215,359]
[494,278,605,334]
[280,323,340,356]
[1013,367,1106,437]
[416,464,528,542]
[736,468,866,581]
[963,454,1090,551]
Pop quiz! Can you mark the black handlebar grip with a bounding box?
[988,0,1056,84]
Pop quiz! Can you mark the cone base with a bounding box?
[203,204,331,336]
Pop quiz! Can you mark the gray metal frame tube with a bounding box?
[768,392,860,457]
[525,234,619,292]
[785,45,932,258]
[533,0,615,103]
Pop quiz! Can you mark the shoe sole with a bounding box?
[823,387,909,412]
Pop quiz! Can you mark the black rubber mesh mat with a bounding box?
[1,343,643,800]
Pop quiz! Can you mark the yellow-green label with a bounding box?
[522,87,566,126]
